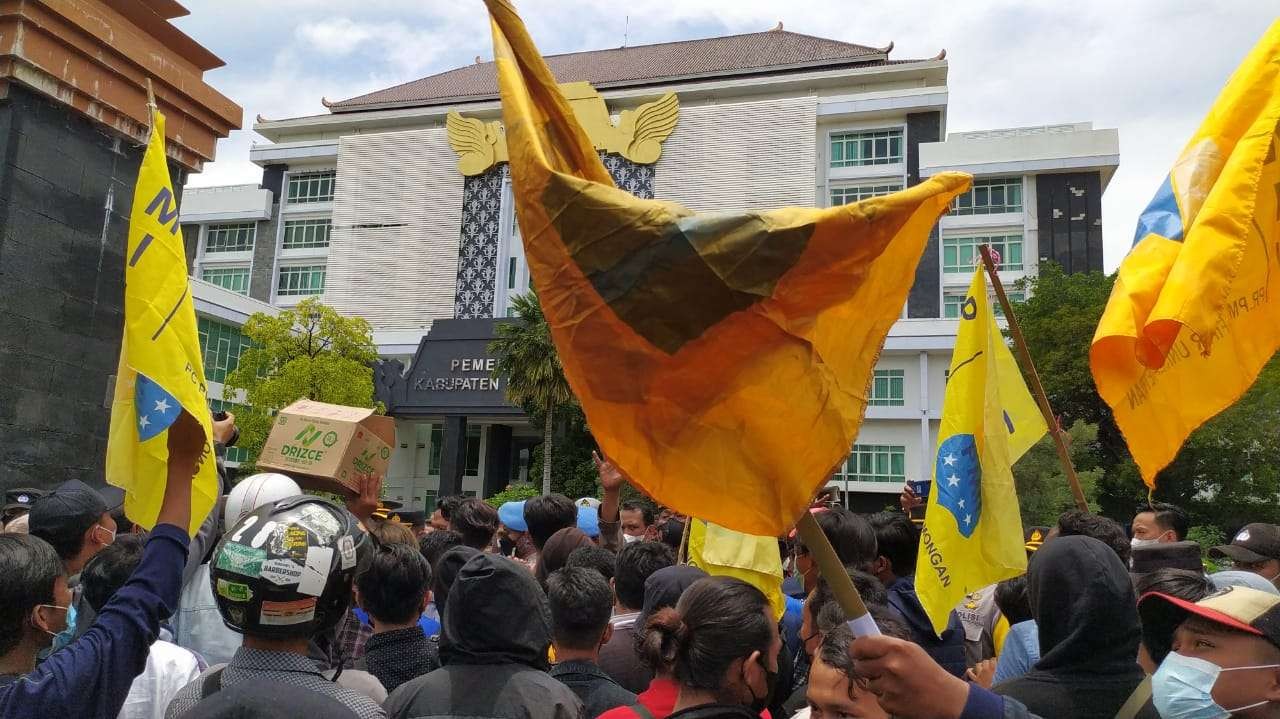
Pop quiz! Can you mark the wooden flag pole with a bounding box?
[978,244,1089,512]
[145,78,156,113]
[677,515,692,565]
[795,511,876,632]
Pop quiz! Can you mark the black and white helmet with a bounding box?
[209,496,369,639]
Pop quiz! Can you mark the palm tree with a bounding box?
[489,292,576,495]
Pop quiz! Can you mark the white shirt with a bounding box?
[119,640,202,719]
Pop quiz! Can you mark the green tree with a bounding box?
[1012,420,1103,526]
[223,297,381,466]
[490,292,577,495]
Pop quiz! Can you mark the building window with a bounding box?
[843,444,906,483]
[425,425,482,477]
[276,265,326,296]
[831,182,904,206]
[943,235,1024,274]
[287,171,336,204]
[201,267,250,295]
[282,219,332,249]
[869,369,905,407]
[203,223,256,253]
[944,291,1027,319]
[198,316,252,385]
[830,129,904,168]
[993,291,1026,318]
[208,398,251,464]
[952,177,1022,215]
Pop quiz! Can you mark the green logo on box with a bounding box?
[295,424,323,447]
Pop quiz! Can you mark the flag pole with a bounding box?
[795,510,873,628]
[145,78,156,113]
[978,244,1088,512]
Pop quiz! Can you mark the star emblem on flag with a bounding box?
[135,375,182,442]
[934,433,982,538]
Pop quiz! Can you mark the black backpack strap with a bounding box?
[630,703,655,719]
[199,667,226,700]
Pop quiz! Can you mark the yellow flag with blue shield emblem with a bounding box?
[1091,21,1280,488]
[916,266,1044,636]
[105,109,217,536]
[687,519,786,620]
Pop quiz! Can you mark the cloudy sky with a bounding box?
[175,1,1277,271]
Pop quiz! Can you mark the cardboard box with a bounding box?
[257,400,395,496]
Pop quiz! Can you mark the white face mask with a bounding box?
[623,533,641,544]
[1132,536,1161,549]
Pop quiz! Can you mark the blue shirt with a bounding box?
[0,524,190,719]
[352,604,440,638]
[993,620,1040,685]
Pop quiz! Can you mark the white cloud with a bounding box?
[177,0,1279,270]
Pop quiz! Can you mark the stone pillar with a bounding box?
[0,2,239,491]
[483,425,514,498]
[437,416,468,497]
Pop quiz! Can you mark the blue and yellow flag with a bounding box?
[105,109,217,535]
[484,0,969,536]
[916,266,1045,636]
[687,519,786,620]
[1091,21,1280,488]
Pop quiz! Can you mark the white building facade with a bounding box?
[182,28,1118,511]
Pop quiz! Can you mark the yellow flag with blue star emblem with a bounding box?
[1091,21,1280,488]
[105,109,217,536]
[916,266,1044,636]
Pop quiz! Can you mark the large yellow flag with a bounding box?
[485,0,969,536]
[916,266,1044,636]
[1091,22,1280,487]
[687,519,786,620]
[105,109,217,535]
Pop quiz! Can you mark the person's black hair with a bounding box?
[815,612,911,688]
[797,509,878,568]
[419,529,462,568]
[547,566,615,650]
[0,535,64,655]
[1136,502,1191,541]
[1057,510,1131,566]
[868,512,920,576]
[81,534,145,613]
[31,513,102,561]
[565,544,616,581]
[357,542,432,625]
[808,566,886,631]
[640,576,773,692]
[524,494,578,549]
[815,596,907,638]
[451,498,500,550]
[659,518,687,551]
[994,575,1032,625]
[109,506,131,534]
[436,495,463,521]
[1135,568,1214,665]
[621,501,655,527]
[614,540,676,611]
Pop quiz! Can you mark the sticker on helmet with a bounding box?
[216,579,253,602]
[227,606,245,626]
[295,504,340,543]
[259,558,304,586]
[271,525,309,556]
[339,535,356,570]
[260,597,317,626]
[215,542,266,578]
[298,546,334,597]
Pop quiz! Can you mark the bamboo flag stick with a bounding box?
[978,244,1089,512]
[145,78,156,113]
[795,511,879,636]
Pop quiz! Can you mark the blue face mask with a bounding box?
[1152,652,1276,719]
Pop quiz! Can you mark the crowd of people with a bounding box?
[3,414,1280,719]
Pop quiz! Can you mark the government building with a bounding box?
[182,26,1119,512]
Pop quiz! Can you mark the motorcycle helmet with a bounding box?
[224,473,301,528]
[209,496,370,638]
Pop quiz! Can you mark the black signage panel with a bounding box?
[374,318,524,417]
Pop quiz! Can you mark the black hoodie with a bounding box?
[992,535,1147,719]
[384,553,583,719]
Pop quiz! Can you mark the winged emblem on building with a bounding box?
[445,83,679,176]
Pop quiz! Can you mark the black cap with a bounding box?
[28,480,117,546]
[1131,540,1204,575]
[2,487,44,520]
[1210,524,1280,564]
[394,510,427,525]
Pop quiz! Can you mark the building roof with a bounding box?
[330,29,898,112]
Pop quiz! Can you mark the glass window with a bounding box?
[838,444,906,483]
[200,267,250,295]
[465,427,482,477]
[282,219,331,250]
[203,223,256,253]
[869,369,905,407]
[952,177,1022,215]
[944,293,965,319]
[208,398,251,464]
[287,171,336,204]
[830,129,904,168]
[830,182,904,206]
[197,317,252,385]
[942,235,1024,273]
[276,265,326,296]
[993,291,1026,319]
[429,426,444,476]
